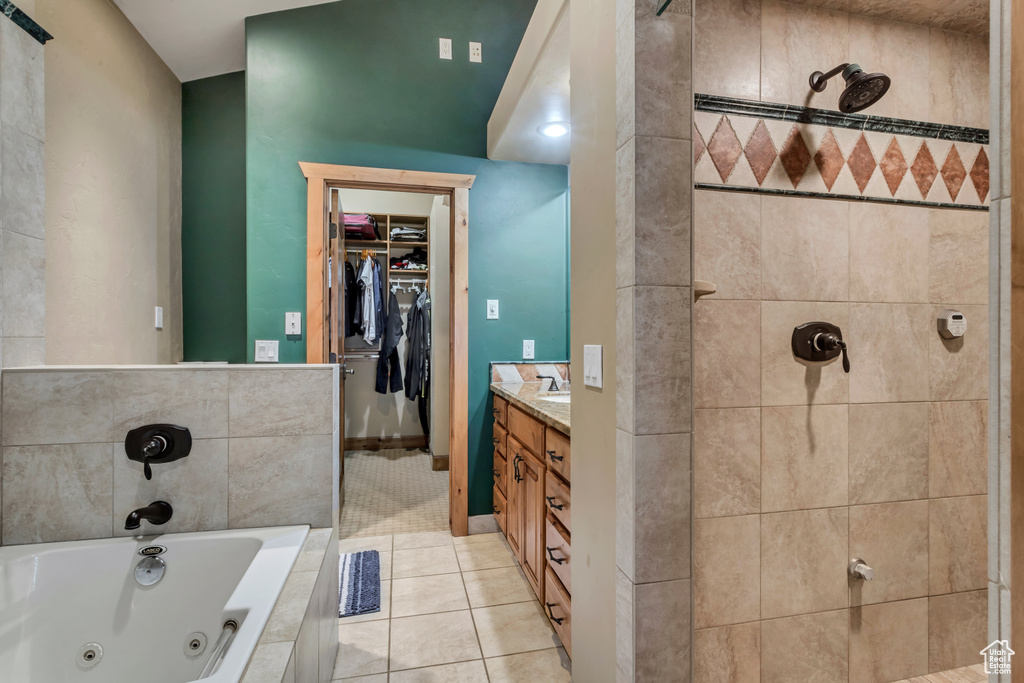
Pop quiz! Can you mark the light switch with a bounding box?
[583,344,603,388]
[487,300,499,320]
[523,340,535,360]
[285,312,302,335]
[154,306,163,330]
[255,340,279,363]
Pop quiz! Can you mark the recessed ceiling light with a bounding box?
[538,121,569,137]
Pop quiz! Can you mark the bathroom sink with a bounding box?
[540,395,571,404]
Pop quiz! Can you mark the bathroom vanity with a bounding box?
[490,380,571,657]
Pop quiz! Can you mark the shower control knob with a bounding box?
[849,558,874,581]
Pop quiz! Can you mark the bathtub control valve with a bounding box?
[849,557,874,581]
[125,424,192,480]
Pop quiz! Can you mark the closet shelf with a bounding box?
[390,241,428,248]
[389,269,428,276]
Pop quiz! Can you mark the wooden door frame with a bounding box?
[300,162,475,536]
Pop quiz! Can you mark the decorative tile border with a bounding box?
[490,361,569,384]
[694,96,990,210]
[0,0,52,45]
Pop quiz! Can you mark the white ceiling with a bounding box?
[113,0,340,82]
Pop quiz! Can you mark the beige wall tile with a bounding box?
[694,515,759,628]
[693,622,760,683]
[616,569,635,682]
[3,231,45,337]
[632,136,692,287]
[929,495,987,594]
[929,401,987,497]
[113,439,228,536]
[259,569,318,644]
[761,404,848,512]
[847,15,930,121]
[761,196,849,302]
[634,578,691,682]
[228,435,334,529]
[229,369,334,438]
[695,300,760,408]
[616,429,635,580]
[760,1,849,109]
[761,609,848,683]
[929,304,988,401]
[849,598,928,683]
[848,500,929,605]
[616,138,636,289]
[3,337,44,368]
[694,408,760,517]
[1,125,44,240]
[634,10,692,140]
[632,433,691,583]
[849,203,929,304]
[761,301,850,406]
[848,402,929,504]
[928,590,987,671]
[849,304,931,403]
[929,29,990,129]
[616,287,635,432]
[761,508,848,619]
[615,8,636,152]
[633,286,692,434]
[694,0,760,100]
[694,189,760,300]
[113,369,229,440]
[242,642,295,683]
[928,209,989,305]
[0,18,44,143]
[2,370,113,446]
[2,442,112,543]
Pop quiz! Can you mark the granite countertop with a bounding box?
[490,381,571,436]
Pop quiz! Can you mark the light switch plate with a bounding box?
[439,38,452,60]
[523,339,535,360]
[285,312,302,335]
[255,340,279,363]
[154,306,163,330]
[583,344,603,388]
[469,41,482,63]
[486,300,499,320]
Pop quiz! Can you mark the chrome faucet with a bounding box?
[536,375,559,392]
[849,557,874,581]
[125,501,173,531]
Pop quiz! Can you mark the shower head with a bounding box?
[809,63,891,114]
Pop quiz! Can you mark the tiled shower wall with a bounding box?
[0,365,340,546]
[692,1,989,681]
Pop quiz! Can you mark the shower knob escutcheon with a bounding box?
[792,322,851,373]
[849,558,874,581]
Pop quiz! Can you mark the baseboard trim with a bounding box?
[344,435,429,451]
[431,454,450,471]
[468,515,500,535]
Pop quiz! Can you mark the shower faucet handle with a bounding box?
[849,558,874,581]
[792,322,851,373]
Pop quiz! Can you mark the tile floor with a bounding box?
[893,664,987,682]
[339,449,450,538]
[334,531,571,682]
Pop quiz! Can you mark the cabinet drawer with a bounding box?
[544,566,572,658]
[545,471,571,533]
[544,427,570,482]
[493,485,507,535]
[545,516,571,594]
[492,395,508,427]
[508,405,544,457]
[493,423,507,456]
[493,449,508,496]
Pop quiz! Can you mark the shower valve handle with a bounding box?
[792,322,850,373]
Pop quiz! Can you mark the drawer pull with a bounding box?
[547,449,564,462]
[513,455,523,482]
[545,602,565,625]
[493,505,500,514]
[546,547,565,565]
[493,468,501,479]
[492,409,500,416]
[546,496,564,511]
[493,437,501,445]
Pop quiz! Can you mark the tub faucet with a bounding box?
[125,501,173,531]
[536,375,559,392]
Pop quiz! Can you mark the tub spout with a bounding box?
[125,501,173,530]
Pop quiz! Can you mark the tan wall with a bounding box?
[37,0,182,365]
[570,0,618,677]
[692,1,990,680]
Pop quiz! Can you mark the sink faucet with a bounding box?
[125,500,173,531]
[536,375,559,392]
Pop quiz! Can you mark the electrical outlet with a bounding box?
[285,312,301,335]
[523,339,535,360]
[469,41,482,63]
[487,300,499,320]
[439,38,452,60]
[255,340,279,363]
[154,306,163,330]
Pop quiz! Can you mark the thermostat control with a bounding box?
[937,310,967,339]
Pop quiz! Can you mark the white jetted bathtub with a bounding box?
[0,525,309,682]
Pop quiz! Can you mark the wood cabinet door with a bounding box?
[506,439,524,559]
[520,451,546,603]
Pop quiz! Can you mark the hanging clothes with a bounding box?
[375,291,404,394]
[344,260,357,338]
[358,257,375,343]
[372,258,385,344]
[404,289,432,434]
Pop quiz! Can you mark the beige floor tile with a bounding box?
[339,580,391,624]
[473,601,559,658]
[389,611,482,671]
[335,620,389,679]
[394,531,454,550]
[388,660,489,682]
[334,676,388,683]
[485,648,572,682]
[462,567,534,608]
[340,534,394,554]
[452,532,504,547]
[393,545,461,579]
[379,551,392,581]
[455,540,517,572]
[391,573,470,617]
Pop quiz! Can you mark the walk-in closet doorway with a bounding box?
[301,163,474,537]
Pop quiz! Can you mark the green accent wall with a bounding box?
[243,0,569,516]
[181,72,247,363]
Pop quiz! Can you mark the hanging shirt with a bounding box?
[358,258,375,343]
[375,291,404,394]
[344,260,357,338]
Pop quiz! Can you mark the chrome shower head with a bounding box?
[809,63,891,114]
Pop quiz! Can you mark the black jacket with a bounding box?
[404,290,431,401]
[344,260,357,338]
[375,292,404,394]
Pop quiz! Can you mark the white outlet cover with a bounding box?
[469,41,482,63]
[285,312,301,335]
[486,300,499,320]
[583,344,603,388]
[523,339,535,360]
[439,38,452,60]
[255,340,279,363]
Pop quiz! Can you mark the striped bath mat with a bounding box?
[339,550,381,617]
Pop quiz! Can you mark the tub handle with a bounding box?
[198,619,238,679]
